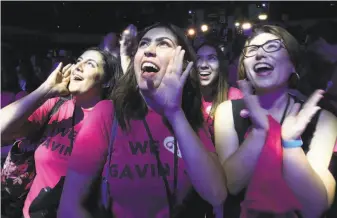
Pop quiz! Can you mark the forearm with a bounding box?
[224,129,267,194]
[58,204,92,218]
[166,109,227,206]
[283,148,329,218]
[120,55,131,74]
[1,83,51,140]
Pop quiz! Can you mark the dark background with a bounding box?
[2,1,337,33]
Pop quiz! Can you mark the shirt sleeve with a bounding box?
[198,124,216,152]
[28,97,59,126]
[68,100,114,175]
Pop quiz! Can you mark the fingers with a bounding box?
[62,64,73,78]
[240,109,250,118]
[296,90,323,126]
[176,47,185,76]
[304,89,324,109]
[288,102,301,116]
[237,80,253,97]
[54,62,63,75]
[170,46,182,75]
[180,61,193,84]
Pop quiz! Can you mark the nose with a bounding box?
[198,59,209,70]
[144,44,156,57]
[74,60,86,73]
[255,47,267,60]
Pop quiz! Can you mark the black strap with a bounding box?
[30,97,68,143]
[232,94,291,145]
[280,94,291,125]
[142,119,178,218]
[102,113,118,210]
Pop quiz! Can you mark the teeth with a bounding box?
[254,63,273,71]
[142,62,158,70]
[200,72,211,76]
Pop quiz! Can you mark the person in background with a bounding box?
[16,57,41,93]
[58,22,227,218]
[196,41,243,141]
[304,20,337,218]
[99,32,120,58]
[215,25,336,218]
[1,54,28,160]
[120,24,138,73]
[1,47,123,218]
[299,21,337,116]
[227,35,247,88]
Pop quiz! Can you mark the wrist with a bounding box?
[282,138,303,148]
[164,108,184,122]
[251,128,268,137]
[39,82,54,99]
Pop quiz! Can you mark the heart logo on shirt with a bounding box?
[163,136,182,158]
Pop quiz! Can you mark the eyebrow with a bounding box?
[77,58,99,66]
[249,39,281,47]
[197,54,218,58]
[141,37,177,46]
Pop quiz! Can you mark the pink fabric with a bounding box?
[69,100,215,218]
[23,98,91,218]
[334,141,337,153]
[202,87,243,137]
[228,87,244,101]
[240,116,302,218]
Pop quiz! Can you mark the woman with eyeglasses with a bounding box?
[215,25,337,217]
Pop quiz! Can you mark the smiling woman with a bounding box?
[0,47,123,218]
[58,22,227,218]
[215,25,337,218]
[195,42,243,142]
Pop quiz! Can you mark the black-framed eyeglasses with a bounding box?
[242,39,285,58]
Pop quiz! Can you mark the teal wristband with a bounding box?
[282,139,303,148]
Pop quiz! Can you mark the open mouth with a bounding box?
[199,71,211,77]
[73,74,84,81]
[141,62,160,74]
[253,63,274,74]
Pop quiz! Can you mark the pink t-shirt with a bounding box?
[69,100,215,218]
[23,97,91,218]
[202,87,243,138]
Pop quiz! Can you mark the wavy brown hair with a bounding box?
[196,42,229,116]
[237,25,303,89]
[111,22,204,132]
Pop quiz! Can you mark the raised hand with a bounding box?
[43,62,73,97]
[282,89,324,141]
[120,24,138,56]
[237,80,269,130]
[141,46,194,116]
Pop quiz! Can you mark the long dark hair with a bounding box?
[111,22,204,132]
[196,41,229,116]
[83,47,123,99]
